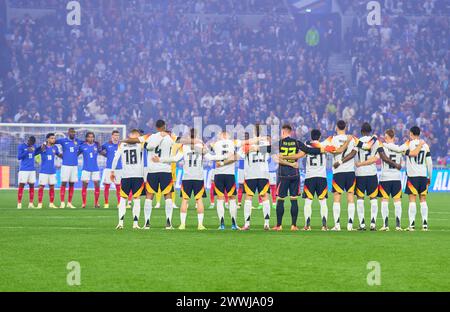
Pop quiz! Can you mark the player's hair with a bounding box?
[28,136,36,144]
[282,124,292,131]
[130,128,141,135]
[46,133,55,139]
[311,129,321,141]
[385,129,395,138]
[410,126,421,136]
[244,132,250,140]
[68,127,75,132]
[112,130,120,135]
[155,119,166,130]
[336,120,346,131]
[361,122,372,135]
[85,131,95,138]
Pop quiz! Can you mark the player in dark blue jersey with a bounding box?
[100,130,122,208]
[17,136,37,209]
[56,128,83,208]
[273,124,334,231]
[79,132,101,208]
[36,133,62,209]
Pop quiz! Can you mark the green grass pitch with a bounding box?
[0,189,449,292]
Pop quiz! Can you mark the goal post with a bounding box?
[0,123,126,188]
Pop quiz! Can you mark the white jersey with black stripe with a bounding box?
[112,143,144,179]
[406,140,431,178]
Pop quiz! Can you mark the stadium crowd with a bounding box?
[0,0,448,163]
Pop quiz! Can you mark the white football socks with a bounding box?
[357,199,365,227]
[381,200,389,227]
[262,199,270,226]
[409,202,417,227]
[217,199,225,224]
[420,201,428,227]
[304,199,312,226]
[118,197,126,226]
[198,213,204,226]
[333,202,340,225]
[144,198,152,226]
[244,200,252,227]
[394,201,402,227]
[348,202,355,225]
[165,198,173,226]
[370,199,378,225]
[132,198,141,226]
[319,199,328,226]
[180,211,187,225]
[229,200,237,225]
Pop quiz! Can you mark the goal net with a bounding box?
[0,123,126,188]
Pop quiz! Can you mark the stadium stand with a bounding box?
[0,0,448,165]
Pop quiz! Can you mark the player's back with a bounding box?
[406,140,430,177]
[278,136,300,178]
[213,139,236,175]
[305,140,327,179]
[147,133,175,173]
[181,144,204,181]
[355,135,380,177]
[331,134,356,174]
[241,140,270,180]
[380,142,403,181]
[119,143,144,179]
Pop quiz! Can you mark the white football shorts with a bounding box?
[18,171,36,184]
[102,169,122,185]
[81,170,100,182]
[61,165,78,183]
[38,173,57,186]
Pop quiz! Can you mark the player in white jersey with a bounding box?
[211,131,241,230]
[403,126,433,231]
[154,129,227,230]
[111,129,145,230]
[238,124,271,231]
[282,129,349,231]
[337,122,400,231]
[322,120,359,231]
[122,120,172,229]
[375,129,424,231]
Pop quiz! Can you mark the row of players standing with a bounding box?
[17,128,128,209]
[110,119,431,231]
[17,119,432,232]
